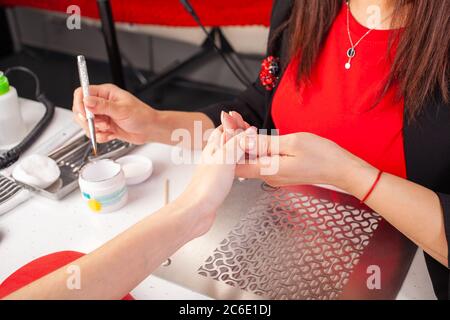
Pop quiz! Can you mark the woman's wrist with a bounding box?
[336,156,379,199]
[143,108,183,145]
[171,191,215,240]
[142,104,161,142]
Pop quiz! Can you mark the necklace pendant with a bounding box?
[345,47,355,70]
[347,47,356,58]
[345,56,352,70]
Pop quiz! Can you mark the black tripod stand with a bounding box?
[96,0,253,95]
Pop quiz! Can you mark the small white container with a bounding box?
[115,155,153,185]
[79,159,128,213]
[0,72,27,146]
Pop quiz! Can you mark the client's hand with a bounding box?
[176,125,256,238]
[72,83,155,144]
[220,111,251,143]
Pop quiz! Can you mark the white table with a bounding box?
[0,102,436,300]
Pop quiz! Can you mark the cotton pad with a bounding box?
[13,154,61,189]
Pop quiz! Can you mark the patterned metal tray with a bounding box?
[154,180,416,300]
[40,136,135,199]
[0,137,135,202]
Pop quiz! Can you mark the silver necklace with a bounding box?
[344,0,395,70]
[345,0,375,69]
[345,0,389,70]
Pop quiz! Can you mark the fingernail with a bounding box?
[221,111,225,122]
[83,96,95,108]
[77,113,86,121]
[245,126,257,135]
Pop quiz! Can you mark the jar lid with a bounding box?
[0,71,10,96]
[115,155,153,185]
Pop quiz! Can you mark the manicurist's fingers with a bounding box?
[83,96,127,119]
[73,87,86,117]
[73,111,88,133]
[239,134,275,156]
[239,133,297,158]
[95,131,115,143]
[94,116,113,132]
[235,155,281,179]
[73,111,115,142]
[87,84,118,99]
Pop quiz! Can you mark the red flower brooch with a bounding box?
[259,56,280,91]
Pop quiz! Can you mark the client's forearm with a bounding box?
[4,200,200,300]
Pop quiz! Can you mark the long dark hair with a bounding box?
[281,0,449,118]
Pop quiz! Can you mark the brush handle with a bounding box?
[77,55,97,154]
[77,55,94,120]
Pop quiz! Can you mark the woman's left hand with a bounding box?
[235,131,373,190]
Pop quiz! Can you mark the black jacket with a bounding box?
[202,0,450,299]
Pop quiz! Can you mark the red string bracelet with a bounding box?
[360,170,383,204]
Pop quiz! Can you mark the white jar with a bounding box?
[79,159,128,213]
[0,71,27,146]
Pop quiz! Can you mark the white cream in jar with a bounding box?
[78,159,128,213]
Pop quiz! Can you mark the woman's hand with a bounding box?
[235,131,373,190]
[220,111,250,142]
[73,84,156,144]
[218,110,372,189]
[175,125,256,238]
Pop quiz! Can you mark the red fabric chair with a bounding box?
[0,251,134,300]
[0,0,273,26]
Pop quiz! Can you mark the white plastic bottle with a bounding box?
[0,71,27,146]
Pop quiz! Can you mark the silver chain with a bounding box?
[345,0,392,69]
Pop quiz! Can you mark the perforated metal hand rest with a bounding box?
[154,180,416,300]
[198,186,381,300]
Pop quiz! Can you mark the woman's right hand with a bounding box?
[72,83,156,144]
[176,125,257,238]
[220,111,251,142]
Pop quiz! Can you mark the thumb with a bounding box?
[222,129,253,164]
[83,96,125,118]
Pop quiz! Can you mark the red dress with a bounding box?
[272,4,406,178]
